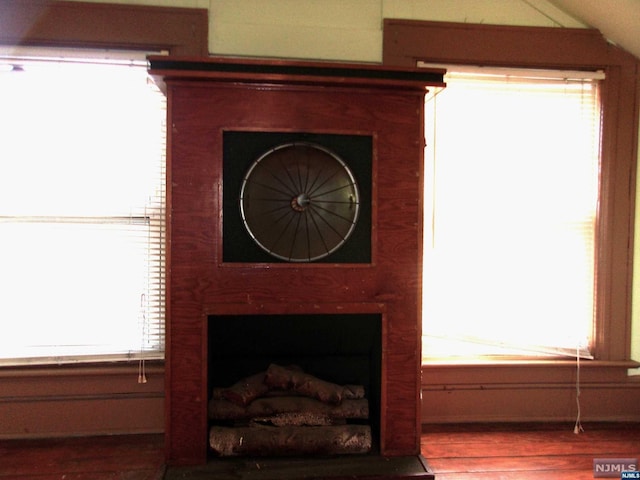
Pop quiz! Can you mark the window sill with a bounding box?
[0,360,165,378]
[421,359,640,388]
[422,358,640,369]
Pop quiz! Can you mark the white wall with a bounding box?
[207,0,585,62]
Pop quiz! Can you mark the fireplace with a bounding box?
[208,313,381,457]
[149,57,445,469]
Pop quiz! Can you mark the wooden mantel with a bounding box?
[149,55,445,90]
[149,56,444,466]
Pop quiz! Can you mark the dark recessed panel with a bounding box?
[223,131,372,263]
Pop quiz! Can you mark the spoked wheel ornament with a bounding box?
[239,142,360,262]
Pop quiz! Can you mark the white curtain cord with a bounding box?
[574,346,584,434]
[138,293,148,384]
[138,359,147,384]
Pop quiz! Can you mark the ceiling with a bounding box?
[548,0,640,59]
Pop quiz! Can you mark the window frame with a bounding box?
[383,19,640,362]
[0,0,208,364]
[0,55,168,364]
[421,67,603,360]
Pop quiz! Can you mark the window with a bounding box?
[422,66,602,360]
[0,50,166,365]
[384,21,640,365]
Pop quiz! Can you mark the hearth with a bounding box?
[164,455,435,480]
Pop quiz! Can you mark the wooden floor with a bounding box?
[421,423,640,479]
[0,434,165,480]
[0,423,638,479]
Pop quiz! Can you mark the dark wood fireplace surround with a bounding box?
[149,56,445,468]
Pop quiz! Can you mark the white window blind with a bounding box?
[0,52,166,365]
[422,66,602,360]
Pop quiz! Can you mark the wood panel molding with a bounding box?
[0,0,208,56]
[383,19,616,68]
[421,360,640,423]
[0,364,164,438]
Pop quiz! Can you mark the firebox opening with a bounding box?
[207,313,382,458]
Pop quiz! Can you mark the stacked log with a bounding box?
[208,364,371,457]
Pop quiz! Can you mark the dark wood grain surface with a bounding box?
[159,60,436,464]
[421,423,640,479]
[1,424,638,479]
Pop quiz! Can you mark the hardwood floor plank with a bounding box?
[433,471,599,480]
[428,454,597,471]
[420,423,640,480]
[422,438,640,457]
[422,424,640,442]
[0,435,164,479]
[0,471,164,480]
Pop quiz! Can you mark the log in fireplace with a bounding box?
[149,56,444,476]
[208,313,381,457]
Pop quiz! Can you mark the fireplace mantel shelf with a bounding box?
[148,55,446,92]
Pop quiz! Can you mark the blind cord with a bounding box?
[138,359,147,384]
[574,78,591,435]
[138,293,148,384]
[573,346,584,434]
